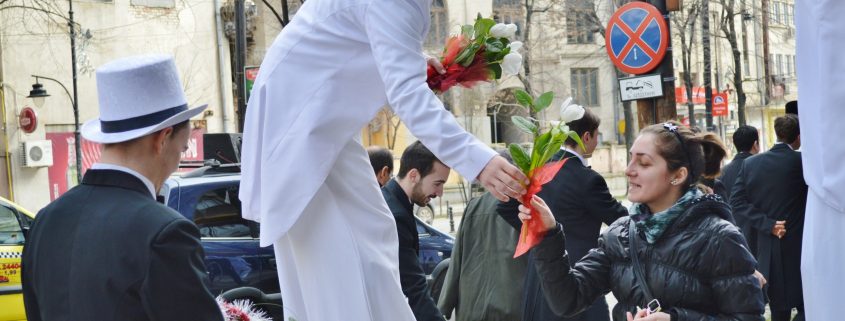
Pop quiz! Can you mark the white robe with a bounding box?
[796,2,845,320]
[239,0,496,319]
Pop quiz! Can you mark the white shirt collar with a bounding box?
[774,142,795,150]
[91,163,156,198]
[561,146,588,166]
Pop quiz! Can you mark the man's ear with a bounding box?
[151,127,174,154]
[407,168,419,183]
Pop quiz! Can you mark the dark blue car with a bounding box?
[160,166,454,295]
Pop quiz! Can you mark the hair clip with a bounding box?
[663,122,679,132]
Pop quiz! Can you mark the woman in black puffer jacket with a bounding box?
[518,122,765,321]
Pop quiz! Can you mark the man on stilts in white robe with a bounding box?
[239,0,529,320]
[796,2,845,320]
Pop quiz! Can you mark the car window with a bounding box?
[193,186,257,238]
[416,220,429,235]
[0,206,23,245]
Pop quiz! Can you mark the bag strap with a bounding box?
[629,219,655,303]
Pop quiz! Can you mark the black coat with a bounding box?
[719,151,756,254]
[499,151,627,321]
[22,169,223,321]
[533,195,765,321]
[730,144,806,310]
[382,179,445,321]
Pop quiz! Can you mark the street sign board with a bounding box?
[606,2,669,75]
[713,92,729,116]
[619,74,663,102]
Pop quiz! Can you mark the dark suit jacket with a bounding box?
[22,169,223,321]
[382,179,445,321]
[719,151,756,253]
[730,144,806,309]
[498,150,627,321]
[720,151,753,203]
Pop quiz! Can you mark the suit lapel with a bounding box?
[82,169,154,199]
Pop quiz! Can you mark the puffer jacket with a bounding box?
[533,195,765,321]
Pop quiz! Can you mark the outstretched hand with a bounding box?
[518,195,556,232]
[478,155,528,202]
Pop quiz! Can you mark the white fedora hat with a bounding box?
[81,55,207,144]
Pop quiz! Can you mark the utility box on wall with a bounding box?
[21,140,54,168]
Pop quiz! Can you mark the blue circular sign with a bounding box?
[605,2,669,74]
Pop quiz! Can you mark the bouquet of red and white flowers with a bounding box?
[508,92,587,257]
[216,297,273,321]
[426,14,523,93]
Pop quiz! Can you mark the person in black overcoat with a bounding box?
[720,125,760,254]
[381,141,449,321]
[499,106,626,321]
[21,55,223,321]
[731,114,806,321]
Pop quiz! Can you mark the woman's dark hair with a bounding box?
[641,121,727,189]
[564,107,600,147]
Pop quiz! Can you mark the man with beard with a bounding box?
[382,141,448,321]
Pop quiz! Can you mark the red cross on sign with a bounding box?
[606,2,669,75]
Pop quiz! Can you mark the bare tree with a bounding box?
[717,0,748,125]
[673,0,702,127]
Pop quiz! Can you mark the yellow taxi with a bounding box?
[0,197,34,321]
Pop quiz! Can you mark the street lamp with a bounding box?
[27,75,81,184]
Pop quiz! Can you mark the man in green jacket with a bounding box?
[438,151,528,321]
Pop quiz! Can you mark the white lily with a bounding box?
[502,52,523,76]
[508,41,523,53]
[560,97,585,123]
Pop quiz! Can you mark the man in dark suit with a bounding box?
[367,145,394,187]
[22,55,223,321]
[499,107,627,321]
[720,125,760,253]
[382,141,448,321]
[731,114,806,321]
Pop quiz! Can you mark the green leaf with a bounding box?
[474,18,496,39]
[530,131,552,170]
[514,89,534,109]
[540,131,566,166]
[511,116,537,135]
[489,64,502,79]
[456,42,482,67]
[508,143,531,174]
[534,91,555,113]
[567,130,587,153]
[461,25,474,38]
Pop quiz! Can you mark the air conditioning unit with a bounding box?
[21,140,53,168]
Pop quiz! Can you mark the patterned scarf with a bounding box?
[629,189,702,244]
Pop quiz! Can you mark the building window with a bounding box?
[777,54,784,76]
[493,0,524,40]
[770,2,780,24]
[425,0,449,48]
[567,1,595,44]
[570,68,599,106]
[786,55,792,76]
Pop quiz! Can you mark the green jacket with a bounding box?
[437,192,528,321]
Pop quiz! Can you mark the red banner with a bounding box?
[46,128,205,200]
[675,87,715,104]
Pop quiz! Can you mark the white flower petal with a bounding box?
[560,99,585,123]
[502,52,523,76]
[508,41,523,52]
[490,23,509,38]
